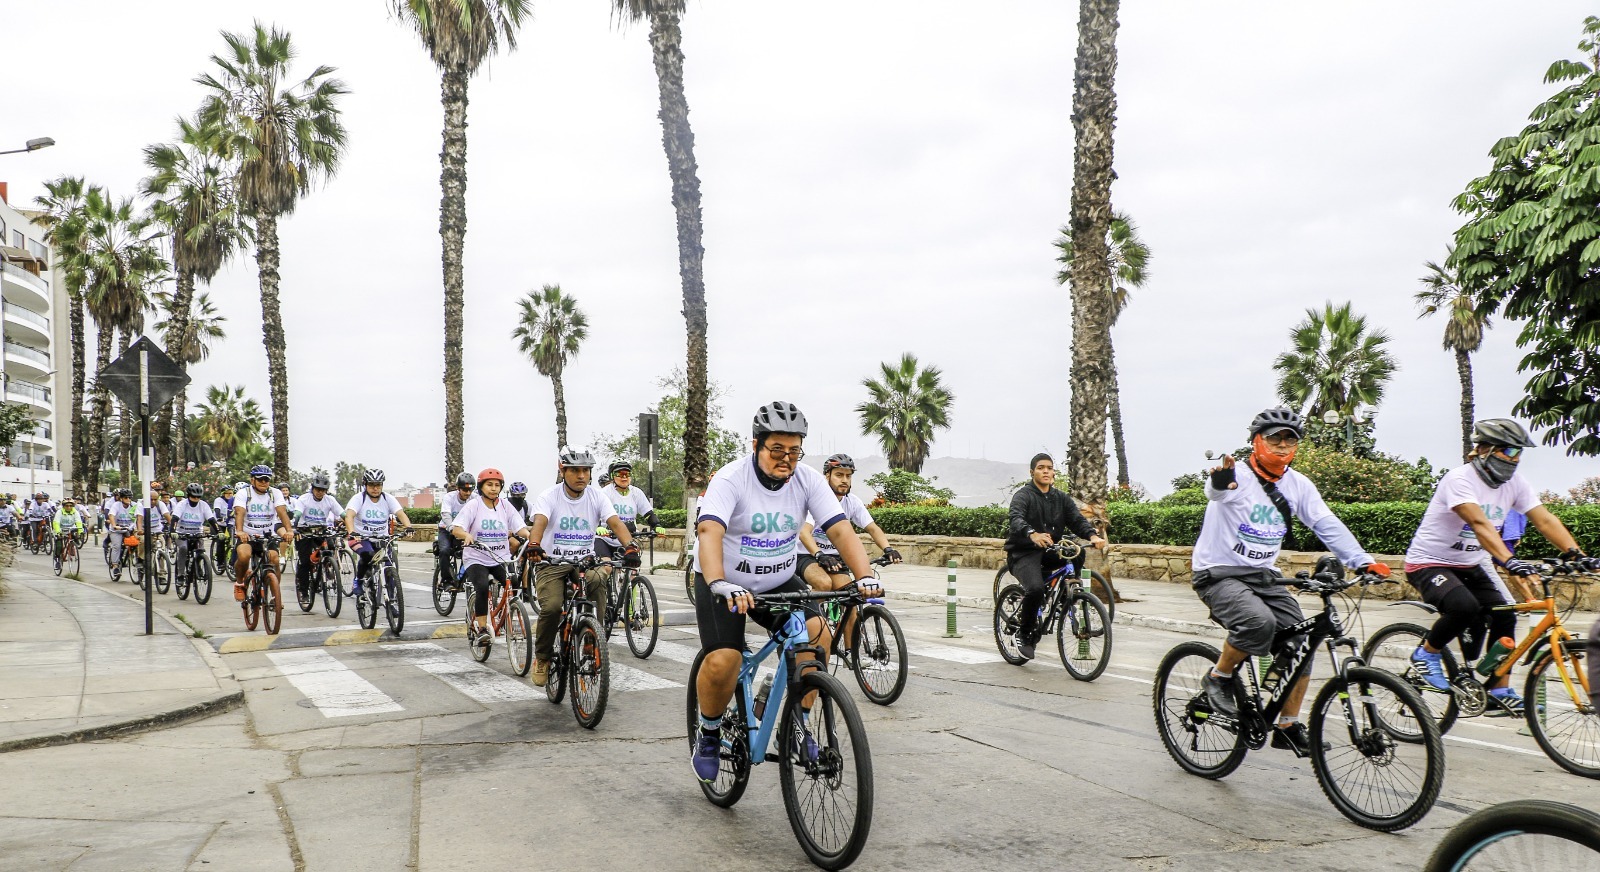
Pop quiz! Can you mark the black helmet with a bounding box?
[1249,407,1304,438]
[608,460,633,476]
[454,471,475,488]
[559,449,596,468]
[310,473,331,490]
[1471,418,1535,449]
[823,453,856,473]
[753,401,808,438]
[185,482,204,498]
[363,468,386,485]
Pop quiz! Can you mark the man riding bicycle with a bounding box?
[689,402,882,782]
[797,453,903,655]
[106,490,138,580]
[139,483,172,554]
[341,469,410,588]
[435,471,475,571]
[595,460,656,561]
[450,468,531,649]
[524,450,638,687]
[292,474,343,601]
[170,483,217,584]
[24,492,52,548]
[233,466,295,602]
[50,497,85,564]
[1194,407,1392,756]
[1003,452,1106,661]
[506,481,533,526]
[1403,418,1598,714]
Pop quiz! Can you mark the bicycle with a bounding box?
[108,530,145,586]
[173,532,215,604]
[1363,557,1599,778]
[351,533,406,635]
[24,519,45,555]
[53,530,83,577]
[818,555,907,706]
[993,539,1114,681]
[602,531,659,659]
[994,553,1119,620]
[148,532,174,595]
[292,527,336,615]
[239,534,284,636]
[432,535,464,616]
[1152,560,1445,832]
[211,528,234,579]
[1423,799,1600,870]
[463,542,535,676]
[686,585,874,870]
[294,528,344,619]
[534,555,613,729]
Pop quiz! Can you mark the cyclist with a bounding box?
[689,402,882,781]
[1403,418,1598,714]
[797,453,902,656]
[506,481,534,525]
[170,483,217,587]
[136,485,172,559]
[595,460,656,560]
[233,466,295,602]
[0,496,15,541]
[450,468,531,648]
[291,474,343,602]
[50,497,85,565]
[341,469,411,590]
[24,491,52,549]
[1194,407,1391,756]
[212,483,240,568]
[1003,452,1107,661]
[435,471,475,574]
[106,489,138,580]
[524,450,638,687]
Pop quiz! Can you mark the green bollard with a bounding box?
[943,559,962,638]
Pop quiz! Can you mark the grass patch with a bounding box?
[172,613,206,639]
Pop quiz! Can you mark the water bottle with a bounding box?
[1476,637,1516,677]
[753,674,775,720]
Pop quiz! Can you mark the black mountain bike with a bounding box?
[603,550,660,659]
[822,556,908,706]
[173,532,215,604]
[994,540,1113,681]
[1423,799,1600,870]
[1152,560,1445,832]
[433,535,463,616]
[537,556,612,729]
[294,528,343,617]
[352,533,405,635]
[994,552,1119,620]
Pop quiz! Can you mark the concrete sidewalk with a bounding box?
[0,556,242,753]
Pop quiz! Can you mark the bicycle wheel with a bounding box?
[432,557,457,616]
[175,557,191,600]
[507,600,534,677]
[65,544,79,577]
[1058,591,1112,682]
[686,649,751,808]
[1309,665,1444,832]
[1524,638,1600,778]
[684,566,695,605]
[194,554,213,604]
[356,574,378,630]
[1152,641,1247,779]
[53,549,63,576]
[262,570,282,635]
[469,609,493,664]
[296,567,316,613]
[321,560,341,618]
[243,580,260,631]
[154,551,171,594]
[624,575,659,659]
[338,550,357,595]
[992,583,1030,665]
[778,669,873,870]
[1423,799,1600,872]
[546,633,569,704]
[1361,622,1461,736]
[569,615,610,729]
[385,567,405,636]
[850,603,908,705]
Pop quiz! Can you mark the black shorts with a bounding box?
[794,552,820,579]
[694,573,821,653]
[594,538,620,560]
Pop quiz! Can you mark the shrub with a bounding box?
[1289,445,1438,504]
[1157,487,1207,506]
[1107,483,1150,504]
[1170,472,1204,492]
[407,506,440,526]
[865,469,955,506]
[657,508,688,529]
[870,505,1008,538]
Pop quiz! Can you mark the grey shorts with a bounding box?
[1194,572,1305,657]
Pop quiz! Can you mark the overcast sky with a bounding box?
[6,1,1598,497]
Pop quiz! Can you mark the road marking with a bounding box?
[903,639,1005,665]
[611,662,682,692]
[219,635,276,654]
[266,648,403,718]
[387,642,540,703]
[1443,734,1545,757]
[325,629,387,646]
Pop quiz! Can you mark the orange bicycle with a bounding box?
[465,542,535,676]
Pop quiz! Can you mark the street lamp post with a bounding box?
[1322,407,1372,454]
[0,137,55,156]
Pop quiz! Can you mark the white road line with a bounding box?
[903,639,1005,665]
[1443,734,1546,757]
[610,663,682,692]
[266,649,403,718]
[387,642,541,703]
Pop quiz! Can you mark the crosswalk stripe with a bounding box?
[266,648,404,718]
[386,642,540,703]
[902,639,1005,665]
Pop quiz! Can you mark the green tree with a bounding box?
[333,460,371,505]
[153,289,228,470]
[200,23,348,476]
[865,469,954,506]
[31,177,95,495]
[1448,16,1600,455]
[593,369,740,510]
[511,284,588,450]
[193,384,265,460]
[1415,251,1489,463]
[0,403,40,466]
[390,0,528,481]
[609,0,712,514]
[856,353,954,475]
[1272,302,1397,421]
[1057,210,1150,488]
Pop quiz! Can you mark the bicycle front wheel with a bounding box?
[1524,638,1600,778]
[1058,591,1112,681]
[385,567,405,636]
[624,575,659,659]
[993,583,1029,665]
[778,669,873,871]
[851,603,908,705]
[296,568,316,613]
[685,650,751,807]
[570,616,610,729]
[356,575,378,630]
[262,571,282,635]
[194,554,213,605]
[507,600,534,677]
[1423,799,1600,872]
[1152,641,1246,779]
[1309,665,1444,832]
[154,551,172,594]
[65,545,79,578]
[321,560,341,618]
[432,557,457,616]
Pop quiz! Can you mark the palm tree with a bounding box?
[1065,0,1121,514]
[856,354,954,475]
[143,116,249,476]
[1273,301,1398,421]
[1416,252,1489,461]
[193,384,265,459]
[31,177,95,495]
[1057,210,1150,488]
[390,0,529,482]
[610,0,711,512]
[153,290,227,467]
[512,284,588,450]
[199,23,347,475]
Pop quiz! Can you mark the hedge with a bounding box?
[407,506,441,526]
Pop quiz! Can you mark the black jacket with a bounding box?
[1005,485,1096,552]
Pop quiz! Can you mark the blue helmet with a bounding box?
[509,481,528,497]
[249,465,273,481]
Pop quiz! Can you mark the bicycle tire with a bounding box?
[356,574,378,630]
[994,564,1117,621]
[154,551,172,595]
[175,558,190,600]
[684,566,695,605]
[194,554,213,605]
[1362,622,1461,736]
[1524,638,1600,778]
[778,669,874,870]
[1309,665,1444,832]
[1423,799,1600,872]
[1152,641,1247,779]
[321,559,341,618]
[385,567,405,636]
[53,550,64,576]
[508,600,534,677]
[569,615,610,729]
[851,603,908,705]
[432,556,457,616]
[64,544,79,578]
[1059,591,1112,681]
[992,583,1030,665]
[262,570,282,635]
[624,575,659,659]
[686,649,751,808]
[546,632,568,704]
[338,549,357,595]
[296,567,316,613]
[243,581,260,631]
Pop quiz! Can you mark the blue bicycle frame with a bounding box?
[735,609,813,765]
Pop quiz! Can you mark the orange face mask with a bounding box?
[1249,434,1297,481]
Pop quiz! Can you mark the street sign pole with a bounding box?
[639,413,659,567]
[140,348,153,636]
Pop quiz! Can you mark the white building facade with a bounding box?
[0,183,68,500]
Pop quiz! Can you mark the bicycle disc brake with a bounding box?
[1451,675,1488,717]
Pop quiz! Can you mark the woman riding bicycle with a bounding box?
[449,468,531,650]
[341,469,411,587]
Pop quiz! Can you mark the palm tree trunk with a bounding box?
[648,8,710,514]
[1066,0,1120,525]
[552,368,568,451]
[440,66,469,482]
[86,320,113,493]
[1108,339,1129,488]
[173,384,189,466]
[154,269,195,478]
[68,289,87,497]
[255,215,292,475]
[1456,347,1475,463]
[117,330,131,486]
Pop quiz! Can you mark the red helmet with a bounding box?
[476,467,504,486]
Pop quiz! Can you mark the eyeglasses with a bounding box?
[1264,433,1301,448]
[763,445,805,462]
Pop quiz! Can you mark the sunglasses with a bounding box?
[1495,446,1524,459]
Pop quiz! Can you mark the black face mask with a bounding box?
[1472,452,1519,488]
[752,455,787,491]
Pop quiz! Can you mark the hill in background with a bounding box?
[804,455,1028,508]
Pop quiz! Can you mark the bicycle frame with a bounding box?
[1224,583,1366,748]
[737,610,814,767]
[1490,576,1591,705]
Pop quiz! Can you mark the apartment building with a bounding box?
[0,182,69,500]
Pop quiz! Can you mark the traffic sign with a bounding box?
[99,336,189,413]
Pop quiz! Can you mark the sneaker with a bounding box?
[691,732,722,782]
[233,582,246,602]
[1487,687,1525,716]
[793,724,821,764]
[1017,639,1036,661]
[1270,722,1329,756]
[1201,671,1240,720]
[531,658,550,687]
[474,626,491,649]
[1409,646,1451,691]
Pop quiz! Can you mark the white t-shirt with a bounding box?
[170,499,216,535]
[1193,465,1372,573]
[345,491,403,538]
[109,501,138,531]
[808,493,874,555]
[295,494,345,530]
[694,456,848,594]
[237,486,288,536]
[439,490,471,529]
[532,484,617,559]
[452,497,528,568]
[597,484,654,546]
[138,499,170,533]
[1405,465,1541,568]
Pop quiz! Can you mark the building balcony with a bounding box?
[3,340,50,379]
[0,262,50,313]
[2,301,50,345]
[4,378,52,416]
